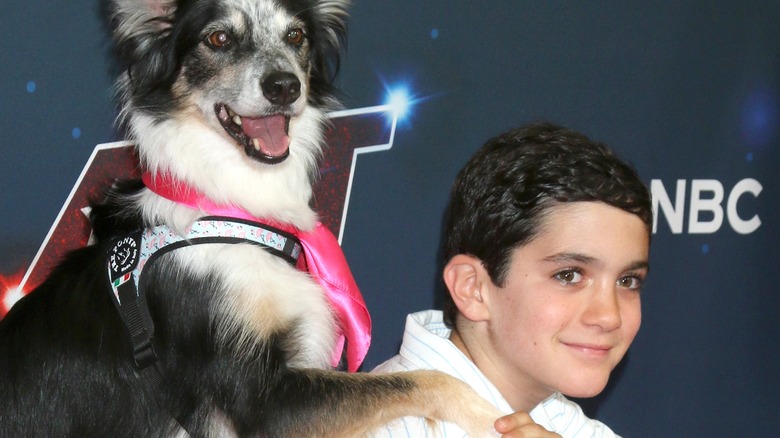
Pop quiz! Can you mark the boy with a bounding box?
[372,122,652,437]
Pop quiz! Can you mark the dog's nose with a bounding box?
[261,71,301,105]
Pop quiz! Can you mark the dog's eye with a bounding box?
[206,31,232,49]
[286,28,305,46]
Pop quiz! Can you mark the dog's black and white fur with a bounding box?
[0,0,502,436]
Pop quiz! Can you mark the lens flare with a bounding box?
[0,272,27,317]
[381,81,427,126]
[385,86,412,120]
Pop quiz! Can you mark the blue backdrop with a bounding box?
[1,1,778,436]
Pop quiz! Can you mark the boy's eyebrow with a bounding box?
[542,252,650,272]
[542,252,597,265]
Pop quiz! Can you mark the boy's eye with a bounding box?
[554,269,583,285]
[618,276,643,290]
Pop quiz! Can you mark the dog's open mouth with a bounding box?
[216,104,291,164]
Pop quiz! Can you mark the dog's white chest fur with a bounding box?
[175,243,337,369]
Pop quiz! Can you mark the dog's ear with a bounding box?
[107,0,179,98]
[312,0,350,45]
[107,0,176,52]
[306,0,351,107]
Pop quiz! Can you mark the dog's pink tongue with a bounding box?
[242,115,289,157]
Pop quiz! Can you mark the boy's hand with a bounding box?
[495,412,562,438]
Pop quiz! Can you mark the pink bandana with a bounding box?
[141,172,371,372]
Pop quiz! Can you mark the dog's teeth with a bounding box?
[218,106,229,122]
[252,138,260,150]
[227,107,236,117]
[233,115,242,126]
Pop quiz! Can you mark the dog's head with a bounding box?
[107,0,350,224]
[109,0,349,163]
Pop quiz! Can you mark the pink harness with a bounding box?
[141,173,371,372]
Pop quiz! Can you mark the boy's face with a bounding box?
[483,201,649,401]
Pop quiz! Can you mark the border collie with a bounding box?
[0,0,501,436]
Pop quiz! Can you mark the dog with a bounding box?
[0,0,502,436]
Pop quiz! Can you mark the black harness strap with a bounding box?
[106,217,302,434]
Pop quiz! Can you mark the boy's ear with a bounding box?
[443,254,491,322]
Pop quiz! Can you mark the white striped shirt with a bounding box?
[368,310,620,438]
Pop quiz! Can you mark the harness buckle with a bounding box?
[132,338,158,370]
